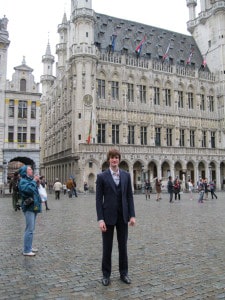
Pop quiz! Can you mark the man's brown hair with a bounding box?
[107,148,121,161]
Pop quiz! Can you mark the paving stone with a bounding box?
[1,192,225,299]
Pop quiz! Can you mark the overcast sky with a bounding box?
[0,0,200,81]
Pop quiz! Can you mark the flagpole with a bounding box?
[87,109,92,144]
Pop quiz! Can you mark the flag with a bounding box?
[111,34,117,52]
[202,49,209,68]
[202,56,207,68]
[186,48,194,65]
[162,43,170,61]
[135,35,146,56]
[87,110,92,144]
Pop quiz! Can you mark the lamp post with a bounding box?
[3,160,7,195]
[141,165,145,194]
[3,160,7,183]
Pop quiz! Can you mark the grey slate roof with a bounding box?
[94,13,204,69]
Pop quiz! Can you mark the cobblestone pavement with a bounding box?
[1,191,225,300]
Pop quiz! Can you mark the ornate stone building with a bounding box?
[0,17,41,188]
[40,0,225,192]
[3,57,41,179]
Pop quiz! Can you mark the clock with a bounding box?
[83,94,93,106]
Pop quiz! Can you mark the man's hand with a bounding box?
[129,217,136,226]
[99,220,107,232]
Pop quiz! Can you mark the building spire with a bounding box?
[22,56,26,65]
[45,34,52,56]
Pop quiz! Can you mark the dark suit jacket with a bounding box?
[96,169,135,225]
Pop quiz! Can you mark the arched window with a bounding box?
[20,79,26,91]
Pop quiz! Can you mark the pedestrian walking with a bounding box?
[188,179,194,200]
[18,165,42,256]
[167,176,174,203]
[62,183,67,195]
[53,178,62,200]
[84,182,88,195]
[203,178,209,200]
[155,178,162,201]
[66,177,75,198]
[209,180,217,199]
[39,176,50,210]
[96,148,136,286]
[144,179,151,200]
[9,171,21,211]
[174,178,181,200]
[198,178,205,203]
[72,178,78,197]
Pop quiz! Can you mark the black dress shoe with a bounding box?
[102,277,110,286]
[120,275,131,284]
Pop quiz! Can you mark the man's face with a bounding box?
[27,167,33,177]
[109,155,120,169]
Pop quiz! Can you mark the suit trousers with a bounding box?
[102,213,128,278]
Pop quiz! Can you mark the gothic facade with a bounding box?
[40,0,225,192]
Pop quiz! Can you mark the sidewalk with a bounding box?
[0,191,225,299]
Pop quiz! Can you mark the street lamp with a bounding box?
[141,165,145,194]
[3,160,7,184]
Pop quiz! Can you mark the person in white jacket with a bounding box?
[53,178,63,200]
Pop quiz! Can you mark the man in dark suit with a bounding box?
[96,148,136,286]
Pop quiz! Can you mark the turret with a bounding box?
[186,0,225,75]
[56,13,68,72]
[186,0,197,21]
[70,0,96,46]
[71,0,92,12]
[40,40,55,95]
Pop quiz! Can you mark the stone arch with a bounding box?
[7,156,35,181]
[112,72,120,81]
[200,86,206,94]
[119,160,129,172]
[208,161,217,182]
[186,161,195,183]
[198,161,206,179]
[102,161,109,171]
[87,172,95,193]
[148,160,158,181]
[165,80,172,88]
[209,88,214,95]
[140,76,147,84]
[133,160,145,192]
[128,74,135,82]
[174,161,183,179]
[220,161,225,189]
[187,84,194,91]
[154,78,161,87]
[98,70,107,79]
[178,82,185,90]
[161,160,171,179]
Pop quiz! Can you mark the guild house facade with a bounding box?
[0,17,41,188]
[39,0,225,192]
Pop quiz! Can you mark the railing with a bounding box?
[78,143,224,157]
[97,53,216,82]
[70,44,98,58]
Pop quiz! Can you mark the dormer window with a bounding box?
[20,79,26,92]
